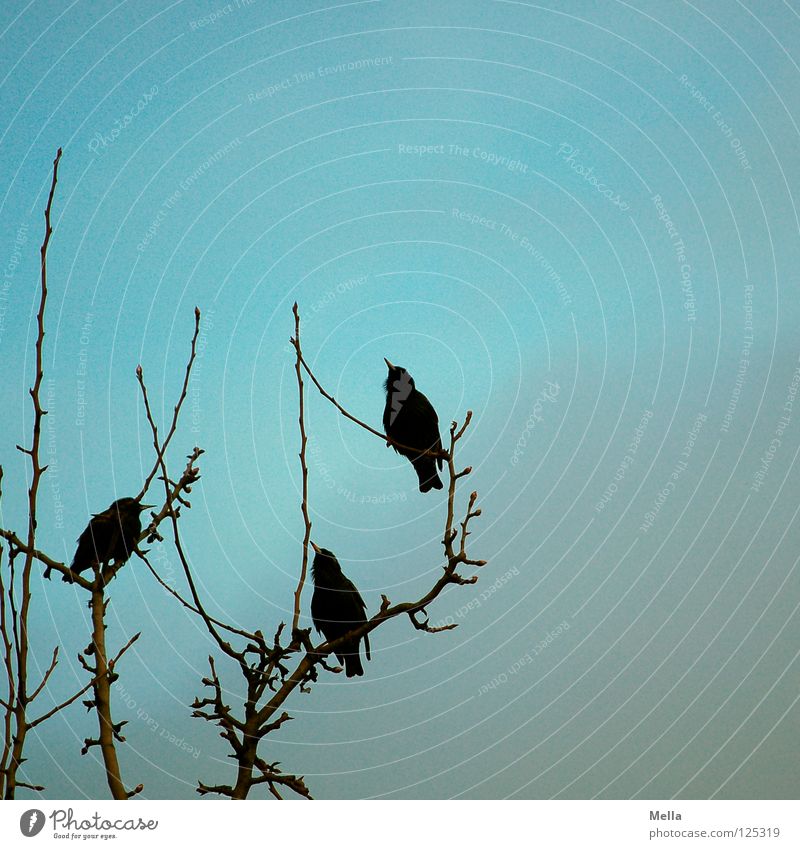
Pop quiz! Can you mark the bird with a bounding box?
[310,542,370,677]
[46,497,153,583]
[382,358,444,493]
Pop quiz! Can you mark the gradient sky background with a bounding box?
[1,0,799,800]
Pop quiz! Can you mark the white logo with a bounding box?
[388,371,413,425]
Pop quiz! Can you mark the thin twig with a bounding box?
[138,551,257,641]
[136,307,201,502]
[29,633,140,729]
[16,781,44,792]
[135,340,239,661]
[290,303,312,638]
[28,646,58,702]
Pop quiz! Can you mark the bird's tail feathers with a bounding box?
[414,458,444,493]
[419,473,444,493]
[343,651,364,677]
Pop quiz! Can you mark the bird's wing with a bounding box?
[341,577,368,615]
[341,578,370,660]
[310,591,324,634]
[407,390,444,467]
[382,394,392,436]
[99,512,125,561]
[73,509,117,570]
[71,524,98,571]
[382,394,402,453]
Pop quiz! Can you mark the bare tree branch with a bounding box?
[184,305,486,800]
[1,149,61,798]
[81,580,139,799]
[0,474,16,796]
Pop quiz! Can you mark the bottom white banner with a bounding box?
[0,799,795,848]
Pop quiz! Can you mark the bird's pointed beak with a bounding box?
[138,503,155,511]
[310,541,321,554]
[384,357,394,369]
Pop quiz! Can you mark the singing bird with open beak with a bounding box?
[382,358,444,493]
[310,542,370,677]
[46,497,153,583]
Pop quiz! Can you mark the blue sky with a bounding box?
[1,0,799,799]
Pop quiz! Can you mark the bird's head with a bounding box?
[383,357,414,394]
[310,541,342,579]
[109,497,154,515]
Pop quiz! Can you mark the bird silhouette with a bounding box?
[310,543,370,677]
[383,358,444,492]
[46,497,153,583]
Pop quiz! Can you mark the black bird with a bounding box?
[46,497,152,583]
[310,543,370,677]
[382,358,444,493]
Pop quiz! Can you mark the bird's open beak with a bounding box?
[138,503,155,511]
[310,541,321,554]
[384,357,394,369]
